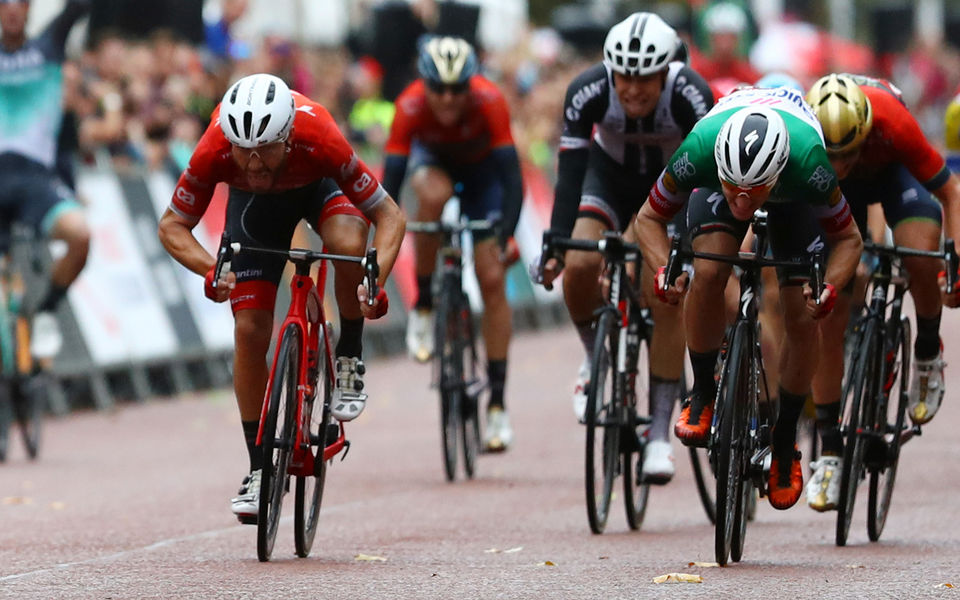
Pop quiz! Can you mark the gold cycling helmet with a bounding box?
[806,73,873,155]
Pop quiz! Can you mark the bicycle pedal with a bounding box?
[340,439,351,461]
[236,514,257,525]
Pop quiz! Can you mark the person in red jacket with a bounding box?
[381,36,524,452]
[158,74,405,521]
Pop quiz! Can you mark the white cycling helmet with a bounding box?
[715,106,790,188]
[219,73,295,148]
[603,12,678,76]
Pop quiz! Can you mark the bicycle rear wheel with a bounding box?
[15,375,45,459]
[868,317,910,542]
[258,323,300,562]
[836,319,878,547]
[585,310,620,534]
[457,291,481,477]
[295,331,332,558]
[714,321,749,566]
[435,281,462,481]
[623,328,650,531]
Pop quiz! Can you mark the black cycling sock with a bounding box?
[915,313,942,360]
[242,420,263,472]
[688,348,719,420]
[773,388,806,459]
[415,275,433,310]
[335,316,364,359]
[815,400,843,456]
[649,376,681,441]
[37,282,68,313]
[487,359,507,411]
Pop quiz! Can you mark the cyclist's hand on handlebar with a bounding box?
[938,269,960,308]
[536,256,563,288]
[803,282,836,319]
[357,284,389,319]
[500,237,520,266]
[204,264,235,303]
[654,266,688,305]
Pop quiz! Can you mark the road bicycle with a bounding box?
[834,240,957,546]
[664,210,825,565]
[215,239,379,562]
[0,225,48,462]
[407,216,492,482]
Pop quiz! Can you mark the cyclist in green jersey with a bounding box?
[633,86,863,509]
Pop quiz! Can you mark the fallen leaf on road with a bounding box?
[688,562,720,568]
[354,553,386,562]
[504,546,523,554]
[2,496,33,505]
[484,548,501,553]
[844,564,865,569]
[599,556,609,560]
[538,561,556,567]
[49,502,66,511]
[936,583,954,589]
[653,573,703,584]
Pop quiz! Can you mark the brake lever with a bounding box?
[811,251,825,304]
[212,233,233,289]
[537,230,556,291]
[945,239,957,296]
[363,247,379,306]
[662,235,683,292]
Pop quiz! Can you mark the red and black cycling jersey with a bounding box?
[384,75,515,166]
[168,92,387,225]
[846,74,950,190]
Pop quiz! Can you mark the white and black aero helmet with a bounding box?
[219,74,295,148]
[418,36,478,87]
[603,12,679,76]
[715,106,790,188]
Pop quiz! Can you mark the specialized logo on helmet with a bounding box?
[744,130,760,155]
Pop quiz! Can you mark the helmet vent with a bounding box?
[256,115,272,138]
[227,115,241,139]
[229,83,240,104]
[265,82,276,104]
[243,111,253,140]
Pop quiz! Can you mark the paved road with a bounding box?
[2,323,959,599]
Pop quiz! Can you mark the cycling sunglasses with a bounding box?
[425,79,470,95]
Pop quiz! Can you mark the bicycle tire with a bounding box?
[623,330,650,531]
[689,446,717,524]
[867,316,910,541]
[585,310,619,534]
[714,320,749,566]
[730,348,756,563]
[258,324,300,562]
[0,387,10,462]
[435,280,463,481]
[295,330,332,558]
[14,376,44,460]
[836,319,878,547]
[460,295,481,478]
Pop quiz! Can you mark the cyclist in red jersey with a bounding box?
[804,73,960,512]
[158,74,405,521]
[381,37,523,452]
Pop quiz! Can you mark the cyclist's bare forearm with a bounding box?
[366,197,406,286]
[633,202,672,275]
[824,219,863,291]
[158,209,214,276]
[933,172,960,245]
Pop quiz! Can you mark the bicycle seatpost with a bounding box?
[363,248,379,305]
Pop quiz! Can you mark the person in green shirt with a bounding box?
[633,85,863,509]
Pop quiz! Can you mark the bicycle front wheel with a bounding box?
[15,375,45,460]
[459,294,481,478]
[836,319,878,547]
[714,321,750,566]
[585,310,620,534]
[258,323,300,562]
[295,331,332,558]
[435,281,463,482]
[623,327,650,531]
[868,316,910,541]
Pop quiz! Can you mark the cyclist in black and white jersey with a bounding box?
[0,0,91,359]
[536,11,713,484]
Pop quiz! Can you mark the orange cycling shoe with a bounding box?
[674,400,713,447]
[768,446,803,510]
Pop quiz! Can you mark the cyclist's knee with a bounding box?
[690,260,729,294]
[234,310,273,353]
[410,167,453,214]
[564,249,602,282]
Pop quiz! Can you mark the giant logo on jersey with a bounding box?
[565,79,605,122]
[673,74,709,118]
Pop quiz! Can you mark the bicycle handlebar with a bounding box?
[536,230,640,291]
[406,218,497,234]
[861,239,958,296]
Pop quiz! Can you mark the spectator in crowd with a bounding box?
[691,1,760,95]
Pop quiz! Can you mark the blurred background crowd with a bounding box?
[31,0,960,191]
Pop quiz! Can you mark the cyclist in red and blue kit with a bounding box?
[381,36,524,452]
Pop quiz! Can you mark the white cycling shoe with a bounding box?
[908,350,946,425]
[806,455,841,512]
[231,469,262,523]
[30,311,63,359]
[572,358,590,422]
[331,356,368,421]
[405,308,434,363]
[484,407,514,452]
[641,439,675,484]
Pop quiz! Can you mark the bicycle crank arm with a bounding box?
[898,424,922,445]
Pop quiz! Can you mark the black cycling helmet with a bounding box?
[417,36,478,87]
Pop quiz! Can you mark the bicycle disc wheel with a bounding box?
[868,317,910,542]
[258,324,300,562]
[295,332,332,558]
[585,310,619,534]
[836,319,878,547]
[714,321,749,566]
[460,297,481,478]
[435,284,461,481]
[623,332,651,531]
[15,375,45,460]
